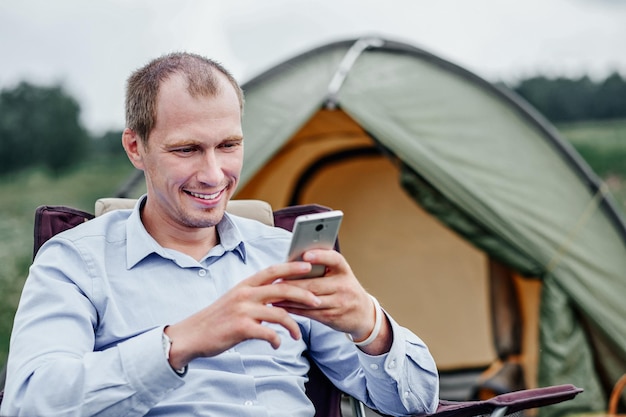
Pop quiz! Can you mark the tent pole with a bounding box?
[325,37,384,110]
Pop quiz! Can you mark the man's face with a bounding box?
[126,73,243,234]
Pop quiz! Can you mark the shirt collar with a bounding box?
[214,212,247,262]
[126,195,246,268]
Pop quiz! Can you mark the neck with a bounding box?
[140,202,220,261]
[159,231,219,261]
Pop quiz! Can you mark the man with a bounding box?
[1,52,438,416]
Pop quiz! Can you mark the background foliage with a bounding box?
[509,72,626,123]
[0,82,89,175]
[0,155,136,368]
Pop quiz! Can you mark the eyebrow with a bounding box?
[165,135,243,147]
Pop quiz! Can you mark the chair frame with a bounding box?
[0,201,584,417]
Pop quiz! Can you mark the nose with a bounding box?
[196,150,225,186]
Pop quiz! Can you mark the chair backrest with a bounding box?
[94,198,276,225]
[4,199,584,417]
[33,199,276,259]
[26,198,342,417]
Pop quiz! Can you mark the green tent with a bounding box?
[231,37,626,416]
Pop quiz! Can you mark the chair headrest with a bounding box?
[94,198,275,227]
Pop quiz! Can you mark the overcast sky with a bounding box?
[1,0,625,134]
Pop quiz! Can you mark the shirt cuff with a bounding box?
[355,310,407,380]
[117,326,185,405]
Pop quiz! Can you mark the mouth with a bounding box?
[185,189,223,201]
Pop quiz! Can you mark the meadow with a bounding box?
[557,118,626,207]
[0,154,136,367]
[0,118,625,368]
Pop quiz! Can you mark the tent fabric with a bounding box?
[235,37,626,416]
[399,165,544,277]
[238,110,500,373]
[539,275,605,416]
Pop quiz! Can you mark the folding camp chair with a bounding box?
[0,199,583,417]
[2,199,345,416]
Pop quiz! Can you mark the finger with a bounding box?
[265,279,327,308]
[237,318,283,349]
[239,303,303,346]
[246,262,313,287]
[281,305,340,328]
[271,280,333,304]
[272,300,317,310]
[258,304,303,342]
[301,249,346,272]
[262,328,282,349]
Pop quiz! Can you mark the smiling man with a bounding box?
[1,52,439,417]
[123,67,244,260]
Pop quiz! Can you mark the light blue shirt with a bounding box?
[1,197,438,417]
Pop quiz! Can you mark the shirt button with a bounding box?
[404,390,411,398]
[388,360,396,369]
[244,400,254,406]
[198,269,207,277]
[369,364,379,370]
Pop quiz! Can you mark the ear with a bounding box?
[122,128,145,170]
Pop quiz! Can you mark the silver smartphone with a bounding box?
[286,210,344,279]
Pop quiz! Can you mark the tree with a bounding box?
[593,72,626,120]
[512,73,626,123]
[0,82,88,175]
[92,130,125,156]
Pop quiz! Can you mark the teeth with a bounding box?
[188,191,220,200]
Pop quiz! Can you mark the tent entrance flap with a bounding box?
[237,109,500,372]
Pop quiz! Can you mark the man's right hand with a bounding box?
[163,261,321,370]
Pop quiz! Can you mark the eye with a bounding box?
[219,140,243,150]
[172,146,197,154]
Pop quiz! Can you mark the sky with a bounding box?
[1,0,626,135]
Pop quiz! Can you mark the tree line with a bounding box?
[0,82,123,176]
[0,82,88,175]
[1,73,625,176]
[508,71,626,123]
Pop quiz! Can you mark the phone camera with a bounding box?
[315,224,324,232]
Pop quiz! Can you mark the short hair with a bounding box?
[125,52,244,144]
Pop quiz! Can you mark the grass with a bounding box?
[556,118,626,212]
[0,119,625,370]
[0,154,136,367]
[557,119,626,176]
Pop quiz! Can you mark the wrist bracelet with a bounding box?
[347,295,383,347]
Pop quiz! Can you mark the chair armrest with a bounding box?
[427,385,583,417]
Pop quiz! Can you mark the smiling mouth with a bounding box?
[186,190,221,200]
